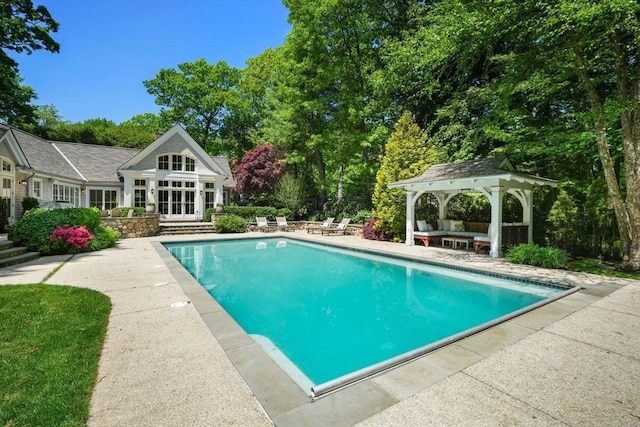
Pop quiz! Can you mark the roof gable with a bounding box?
[0,124,31,167]
[2,125,83,180]
[118,125,228,177]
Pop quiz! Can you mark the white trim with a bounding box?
[51,142,87,181]
[119,125,228,178]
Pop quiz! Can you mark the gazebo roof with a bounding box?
[389,157,557,192]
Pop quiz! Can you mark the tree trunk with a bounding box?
[337,164,344,202]
[315,150,328,206]
[572,41,637,269]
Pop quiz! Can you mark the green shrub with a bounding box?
[507,243,567,269]
[222,205,278,220]
[89,226,119,251]
[21,197,39,213]
[8,207,111,254]
[110,207,146,217]
[353,210,372,224]
[214,214,247,233]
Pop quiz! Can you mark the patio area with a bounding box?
[1,231,638,426]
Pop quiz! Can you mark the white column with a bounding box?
[436,193,447,220]
[214,178,223,207]
[405,190,416,246]
[523,189,533,242]
[122,175,132,206]
[489,186,504,257]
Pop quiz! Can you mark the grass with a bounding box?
[568,258,640,280]
[0,284,111,427]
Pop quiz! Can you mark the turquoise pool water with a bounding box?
[165,238,568,394]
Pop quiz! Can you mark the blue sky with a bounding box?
[11,0,291,124]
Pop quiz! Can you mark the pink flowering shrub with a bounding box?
[49,225,94,254]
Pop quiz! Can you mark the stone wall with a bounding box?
[102,214,160,238]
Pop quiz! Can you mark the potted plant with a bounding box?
[145,202,156,213]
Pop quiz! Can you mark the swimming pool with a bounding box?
[164,238,576,397]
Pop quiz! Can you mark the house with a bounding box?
[0,124,234,222]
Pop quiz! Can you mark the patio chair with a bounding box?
[306,217,335,234]
[255,217,274,232]
[321,218,351,235]
[275,216,294,231]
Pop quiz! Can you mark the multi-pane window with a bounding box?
[204,182,216,210]
[32,179,42,198]
[53,183,80,205]
[133,179,146,207]
[185,157,195,172]
[185,181,195,188]
[158,155,169,170]
[1,159,11,172]
[172,155,183,171]
[157,154,196,172]
[89,189,117,210]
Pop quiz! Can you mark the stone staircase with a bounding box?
[157,222,216,236]
[0,239,39,268]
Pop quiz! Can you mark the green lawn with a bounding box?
[568,258,640,281]
[0,285,111,427]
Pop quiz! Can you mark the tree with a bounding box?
[143,58,242,152]
[0,0,59,123]
[234,144,284,205]
[274,173,305,218]
[372,111,440,240]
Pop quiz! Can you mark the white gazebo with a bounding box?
[388,157,557,257]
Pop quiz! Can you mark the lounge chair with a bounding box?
[321,218,351,235]
[275,216,294,231]
[306,217,335,234]
[255,216,274,232]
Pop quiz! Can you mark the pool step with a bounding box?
[0,240,40,268]
[157,223,217,236]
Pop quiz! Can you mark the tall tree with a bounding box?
[0,0,59,123]
[143,58,242,152]
[372,111,440,240]
[260,0,413,208]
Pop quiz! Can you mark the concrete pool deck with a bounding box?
[1,231,639,426]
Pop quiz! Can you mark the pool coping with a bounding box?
[151,233,609,427]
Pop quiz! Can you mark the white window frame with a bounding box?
[32,178,42,199]
[52,183,80,206]
[157,154,197,173]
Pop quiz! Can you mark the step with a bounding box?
[0,251,40,268]
[0,246,27,260]
[0,240,13,251]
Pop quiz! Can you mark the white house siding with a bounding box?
[0,140,13,159]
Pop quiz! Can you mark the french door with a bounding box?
[157,180,196,220]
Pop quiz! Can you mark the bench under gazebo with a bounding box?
[388,157,557,257]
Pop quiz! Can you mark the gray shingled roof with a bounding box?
[211,156,235,187]
[54,141,138,183]
[10,127,84,180]
[2,124,235,187]
[399,157,513,184]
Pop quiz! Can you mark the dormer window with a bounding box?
[157,154,196,172]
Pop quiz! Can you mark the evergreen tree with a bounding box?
[372,111,440,240]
